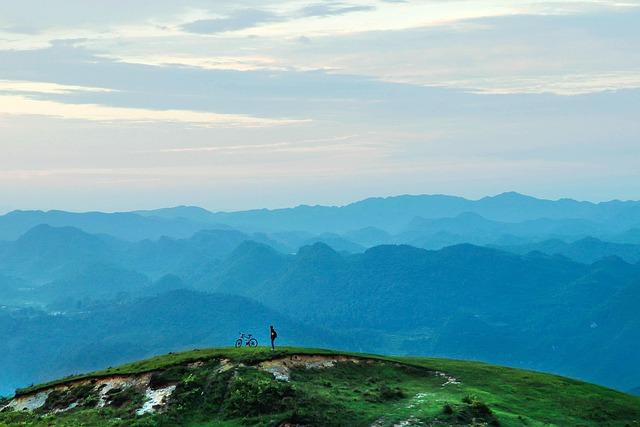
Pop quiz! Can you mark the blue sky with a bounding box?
[0,0,639,212]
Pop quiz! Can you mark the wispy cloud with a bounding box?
[104,54,282,71]
[154,135,365,154]
[299,2,376,17]
[0,79,114,95]
[431,72,640,95]
[0,95,308,127]
[181,9,281,34]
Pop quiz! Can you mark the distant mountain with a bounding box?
[38,264,151,304]
[133,205,220,223]
[11,193,637,238]
[143,274,191,295]
[398,212,605,249]
[200,192,640,233]
[496,237,640,264]
[197,242,640,391]
[344,226,392,247]
[609,228,640,244]
[3,193,639,243]
[301,233,365,253]
[0,225,288,288]
[0,210,215,241]
[124,229,260,279]
[1,237,639,392]
[221,243,587,329]
[198,241,290,294]
[0,224,117,283]
[264,230,364,253]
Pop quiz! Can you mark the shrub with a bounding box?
[104,387,144,409]
[366,384,406,402]
[149,366,189,390]
[441,396,500,426]
[223,373,295,417]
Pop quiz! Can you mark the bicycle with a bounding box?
[235,333,258,348]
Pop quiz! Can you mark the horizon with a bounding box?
[2,190,640,215]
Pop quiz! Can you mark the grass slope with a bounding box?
[2,347,639,427]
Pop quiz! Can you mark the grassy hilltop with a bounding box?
[1,347,639,427]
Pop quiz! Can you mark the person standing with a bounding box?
[270,325,278,351]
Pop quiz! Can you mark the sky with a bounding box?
[0,0,639,212]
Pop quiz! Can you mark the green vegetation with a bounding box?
[2,347,639,426]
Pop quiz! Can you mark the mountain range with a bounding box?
[2,192,640,243]
[0,192,639,398]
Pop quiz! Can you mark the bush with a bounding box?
[104,387,144,409]
[366,384,406,402]
[223,373,295,417]
[440,396,500,426]
[149,366,189,390]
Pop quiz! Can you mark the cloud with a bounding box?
[253,10,640,95]
[0,79,113,95]
[154,134,363,154]
[299,2,376,17]
[431,72,640,95]
[0,95,307,127]
[181,9,282,34]
[179,3,377,36]
[105,54,281,71]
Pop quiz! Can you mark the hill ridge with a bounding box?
[2,347,639,426]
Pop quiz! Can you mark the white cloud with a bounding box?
[0,79,114,95]
[104,53,283,71]
[430,71,640,95]
[153,134,373,154]
[0,95,308,127]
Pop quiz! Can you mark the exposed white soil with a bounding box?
[435,371,461,386]
[1,372,175,416]
[371,416,425,427]
[406,392,434,409]
[258,354,370,382]
[393,417,423,426]
[95,373,152,408]
[137,385,176,415]
[216,358,235,374]
[3,390,51,412]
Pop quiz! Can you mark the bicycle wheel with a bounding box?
[247,338,258,347]
[235,339,243,348]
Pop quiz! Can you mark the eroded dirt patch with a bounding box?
[258,354,372,381]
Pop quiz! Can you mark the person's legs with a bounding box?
[271,337,275,350]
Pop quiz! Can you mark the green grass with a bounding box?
[4,347,640,426]
[14,347,394,396]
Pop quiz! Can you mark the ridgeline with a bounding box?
[1,347,639,426]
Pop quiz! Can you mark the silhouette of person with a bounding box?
[270,325,278,350]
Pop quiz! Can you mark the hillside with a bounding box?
[1,348,638,427]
